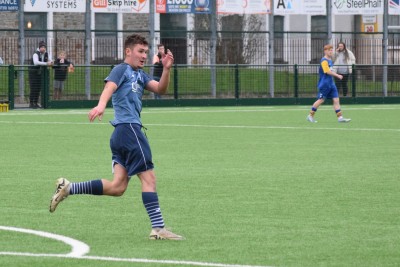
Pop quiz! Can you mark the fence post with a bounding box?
[42,67,49,109]
[351,64,356,98]
[8,65,14,110]
[294,64,298,98]
[234,64,239,99]
[173,64,178,99]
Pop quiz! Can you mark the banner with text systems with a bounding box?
[217,0,271,14]
[24,0,86,12]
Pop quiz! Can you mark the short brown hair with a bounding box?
[124,34,148,50]
[324,44,333,51]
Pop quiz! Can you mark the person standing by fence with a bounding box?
[28,41,53,108]
[332,42,356,97]
[152,44,165,99]
[53,50,74,100]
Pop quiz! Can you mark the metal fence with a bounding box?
[1,64,399,109]
[1,30,400,66]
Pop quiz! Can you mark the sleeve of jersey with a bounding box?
[321,60,330,74]
[104,64,127,86]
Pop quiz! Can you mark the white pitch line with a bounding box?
[0,252,273,267]
[0,120,399,132]
[0,226,89,257]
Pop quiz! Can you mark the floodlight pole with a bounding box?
[85,0,92,100]
[18,0,25,100]
[210,0,217,98]
[268,3,274,98]
[382,0,388,97]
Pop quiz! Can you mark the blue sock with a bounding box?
[142,192,165,229]
[70,180,103,195]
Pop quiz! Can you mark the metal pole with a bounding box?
[326,0,332,44]
[18,0,25,100]
[85,0,92,100]
[268,2,274,98]
[382,0,388,97]
[149,0,155,65]
[210,0,217,98]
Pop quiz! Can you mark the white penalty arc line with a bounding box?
[0,226,273,267]
[0,226,89,257]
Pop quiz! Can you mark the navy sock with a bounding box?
[70,180,103,195]
[142,192,165,229]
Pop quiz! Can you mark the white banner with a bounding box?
[217,0,271,14]
[92,0,149,13]
[274,0,326,15]
[24,0,86,12]
[389,0,400,15]
[332,0,383,15]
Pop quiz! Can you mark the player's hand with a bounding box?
[162,49,174,69]
[337,74,343,80]
[88,106,104,122]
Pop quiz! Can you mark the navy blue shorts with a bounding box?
[110,123,154,176]
[317,84,339,99]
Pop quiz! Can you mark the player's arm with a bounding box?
[88,81,117,122]
[321,60,342,80]
[146,49,174,95]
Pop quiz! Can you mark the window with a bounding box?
[94,13,118,64]
[311,16,327,63]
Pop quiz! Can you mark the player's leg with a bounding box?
[49,167,129,213]
[333,97,351,122]
[139,170,183,240]
[307,95,325,123]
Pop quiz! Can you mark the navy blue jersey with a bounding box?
[105,63,151,126]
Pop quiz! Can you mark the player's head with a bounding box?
[323,44,334,57]
[124,34,149,69]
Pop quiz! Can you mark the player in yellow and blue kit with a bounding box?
[307,44,351,123]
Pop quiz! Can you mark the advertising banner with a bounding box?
[0,0,18,11]
[274,0,326,15]
[217,0,271,14]
[156,0,210,14]
[389,0,400,15]
[332,0,383,15]
[92,0,148,13]
[24,0,86,12]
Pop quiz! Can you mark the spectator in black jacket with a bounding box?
[53,51,74,100]
[28,41,53,108]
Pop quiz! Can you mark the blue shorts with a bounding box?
[317,84,339,99]
[110,123,154,176]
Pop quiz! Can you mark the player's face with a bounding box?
[125,44,148,69]
[325,48,334,57]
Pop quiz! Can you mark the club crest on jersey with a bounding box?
[132,82,140,93]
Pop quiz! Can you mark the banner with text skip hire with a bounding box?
[217,0,271,14]
[24,0,86,12]
[92,0,149,13]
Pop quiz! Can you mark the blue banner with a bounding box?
[157,0,210,14]
[0,0,19,11]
